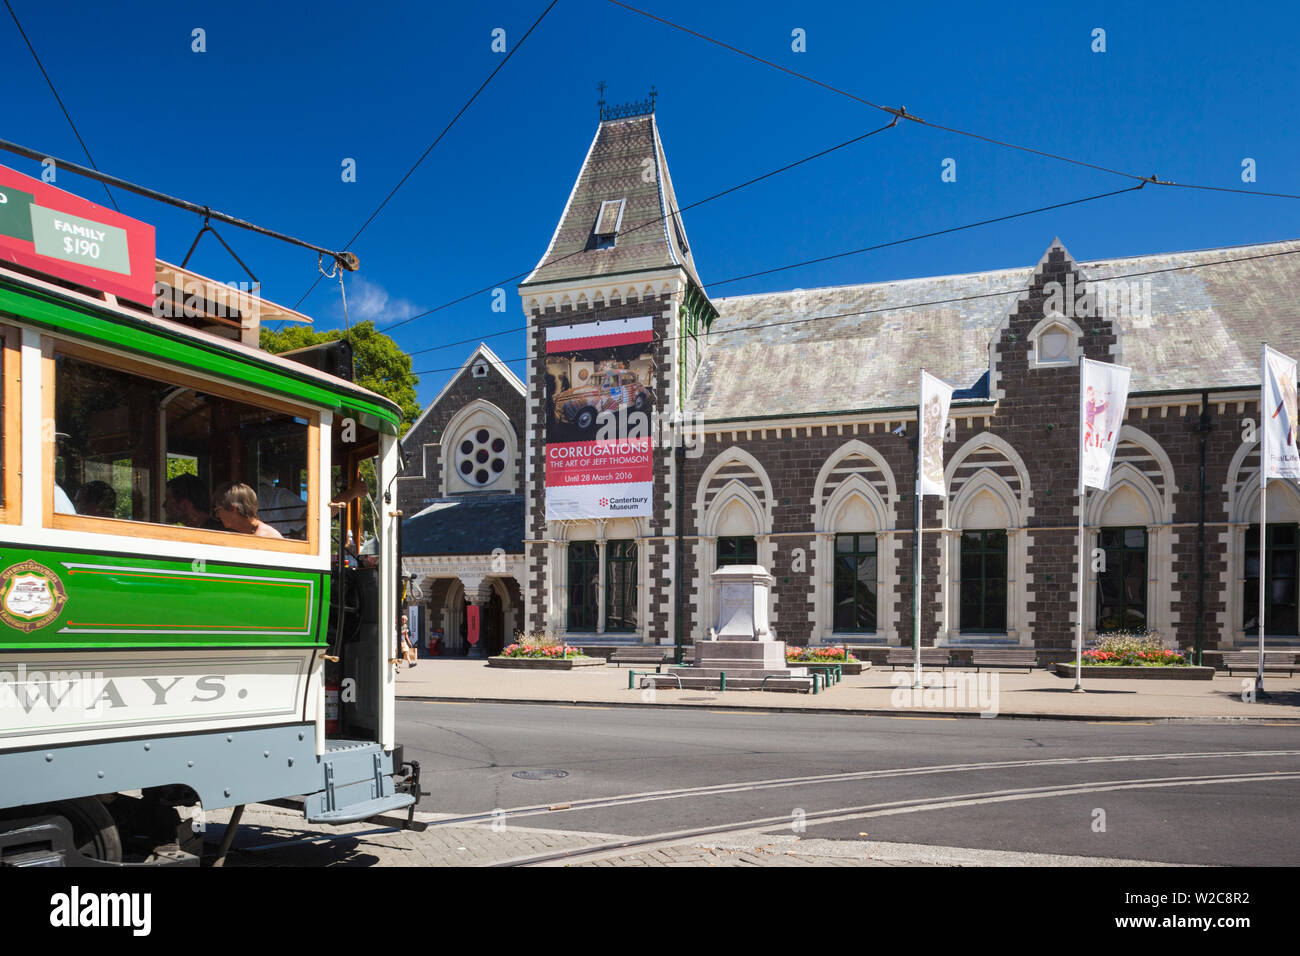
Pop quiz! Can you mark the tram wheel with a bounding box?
[0,797,123,863]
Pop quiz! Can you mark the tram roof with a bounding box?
[0,263,405,435]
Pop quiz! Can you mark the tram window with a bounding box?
[0,324,17,522]
[50,344,315,547]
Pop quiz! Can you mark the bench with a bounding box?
[608,648,672,668]
[885,647,950,670]
[969,648,1038,673]
[1219,651,1299,677]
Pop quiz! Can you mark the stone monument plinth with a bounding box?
[669,565,811,690]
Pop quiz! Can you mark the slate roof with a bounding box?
[688,238,1300,420]
[522,114,700,288]
[401,494,525,556]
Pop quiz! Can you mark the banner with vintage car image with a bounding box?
[544,317,655,520]
[1262,345,1300,484]
[918,370,955,498]
[1079,358,1132,491]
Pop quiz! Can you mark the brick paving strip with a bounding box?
[203,806,1178,868]
[394,659,1300,722]
[204,805,625,867]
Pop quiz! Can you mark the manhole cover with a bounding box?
[512,769,569,780]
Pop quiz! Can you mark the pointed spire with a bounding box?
[522,112,700,288]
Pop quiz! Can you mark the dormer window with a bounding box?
[1029,317,1081,368]
[593,199,625,250]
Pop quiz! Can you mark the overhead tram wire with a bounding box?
[408,243,1300,377]
[0,137,360,270]
[603,0,1300,201]
[4,0,119,211]
[289,0,560,313]
[385,10,1300,348]
[399,176,1144,357]
[388,119,901,346]
[705,182,1148,289]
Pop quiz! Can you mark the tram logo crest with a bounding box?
[0,561,68,632]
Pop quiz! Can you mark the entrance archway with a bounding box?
[464,589,505,656]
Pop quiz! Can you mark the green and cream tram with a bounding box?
[0,201,416,865]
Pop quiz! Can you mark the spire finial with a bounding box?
[598,86,659,122]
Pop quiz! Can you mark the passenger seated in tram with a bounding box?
[211,481,284,539]
[164,474,222,529]
[54,483,76,514]
[256,480,308,539]
[73,480,117,518]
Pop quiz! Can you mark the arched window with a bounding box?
[955,488,1011,634]
[1086,460,1167,638]
[1244,524,1299,635]
[567,541,598,630]
[944,434,1030,644]
[1096,526,1148,632]
[833,532,878,633]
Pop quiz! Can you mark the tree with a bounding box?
[261,321,420,546]
[259,321,420,435]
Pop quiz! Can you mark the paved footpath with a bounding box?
[395,658,1300,721]
[204,805,1174,868]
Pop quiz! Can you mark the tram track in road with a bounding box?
[493,769,1300,867]
[419,748,1300,828]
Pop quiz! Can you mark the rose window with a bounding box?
[456,427,508,486]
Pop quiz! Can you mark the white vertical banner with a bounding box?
[1256,344,1298,695]
[1074,357,1132,692]
[1262,345,1300,484]
[407,604,421,646]
[919,370,956,498]
[1080,358,1133,490]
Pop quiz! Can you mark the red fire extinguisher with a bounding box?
[325,679,340,735]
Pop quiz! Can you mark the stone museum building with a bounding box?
[399,100,1300,661]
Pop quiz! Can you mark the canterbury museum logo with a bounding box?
[594,405,706,458]
[1042,275,1153,321]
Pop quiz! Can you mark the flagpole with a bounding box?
[913,421,923,692]
[1075,358,1086,693]
[1075,484,1086,693]
[1257,344,1269,698]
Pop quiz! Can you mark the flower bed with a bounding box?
[488,641,603,669]
[1083,648,1189,666]
[1053,631,1210,679]
[1081,632,1191,667]
[500,642,585,660]
[785,646,867,674]
[786,646,858,663]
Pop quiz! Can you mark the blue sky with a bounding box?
[5,0,1298,408]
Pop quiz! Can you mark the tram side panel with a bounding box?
[0,544,329,811]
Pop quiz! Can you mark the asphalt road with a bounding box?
[397,700,1300,866]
